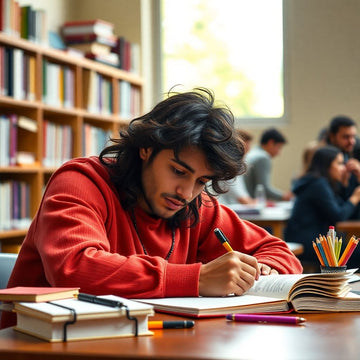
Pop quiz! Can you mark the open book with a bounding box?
[14,295,154,342]
[135,270,360,317]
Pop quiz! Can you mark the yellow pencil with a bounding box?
[337,237,343,261]
[327,235,338,266]
[334,237,338,261]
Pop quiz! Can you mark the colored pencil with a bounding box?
[339,238,359,266]
[313,241,325,266]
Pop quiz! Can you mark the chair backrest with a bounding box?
[0,253,17,289]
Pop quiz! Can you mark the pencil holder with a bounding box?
[320,266,347,273]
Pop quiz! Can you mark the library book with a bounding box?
[135,270,360,317]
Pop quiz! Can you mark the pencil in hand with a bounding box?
[214,228,233,252]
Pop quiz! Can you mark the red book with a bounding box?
[63,33,117,47]
[62,19,114,29]
[62,19,114,38]
[0,286,80,302]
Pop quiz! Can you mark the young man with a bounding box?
[244,128,293,201]
[327,116,360,196]
[1,89,302,328]
[217,129,256,205]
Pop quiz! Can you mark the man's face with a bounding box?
[139,146,214,219]
[329,125,357,154]
[329,153,346,183]
[268,140,284,158]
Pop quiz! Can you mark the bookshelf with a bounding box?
[0,32,144,252]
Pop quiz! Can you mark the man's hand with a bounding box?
[258,262,279,275]
[199,252,260,297]
[347,158,360,182]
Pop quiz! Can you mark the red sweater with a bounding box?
[1,157,302,328]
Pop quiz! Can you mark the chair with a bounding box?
[0,253,17,289]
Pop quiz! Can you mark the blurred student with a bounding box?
[300,127,328,177]
[217,129,256,205]
[284,146,360,267]
[326,115,360,200]
[244,128,293,201]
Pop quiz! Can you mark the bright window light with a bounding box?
[160,0,284,120]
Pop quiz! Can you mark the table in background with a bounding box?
[229,202,292,238]
[2,281,360,360]
[336,221,360,240]
[229,202,303,256]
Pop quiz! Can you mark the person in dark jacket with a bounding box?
[284,146,360,269]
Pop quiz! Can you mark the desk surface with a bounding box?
[1,280,360,360]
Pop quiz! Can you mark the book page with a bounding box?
[246,271,356,301]
[292,291,360,312]
[245,274,307,300]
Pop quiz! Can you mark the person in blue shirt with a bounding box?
[284,145,360,270]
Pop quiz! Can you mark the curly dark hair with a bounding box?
[99,88,246,227]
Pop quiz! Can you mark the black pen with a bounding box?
[214,228,234,252]
[148,320,195,329]
[77,293,123,308]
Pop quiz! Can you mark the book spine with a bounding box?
[9,113,17,166]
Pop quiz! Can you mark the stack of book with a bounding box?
[0,287,154,342]
[61,19,119,67]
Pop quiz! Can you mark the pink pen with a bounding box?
[226,313,306,325]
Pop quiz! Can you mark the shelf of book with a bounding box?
[0,31,144,252]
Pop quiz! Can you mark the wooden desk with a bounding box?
[2,279,360,359]
[336,221,360,240]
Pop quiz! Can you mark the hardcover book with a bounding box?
[0,286,79,302]
[62,19,114,38]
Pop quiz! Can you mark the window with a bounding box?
[160,0,285,122]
